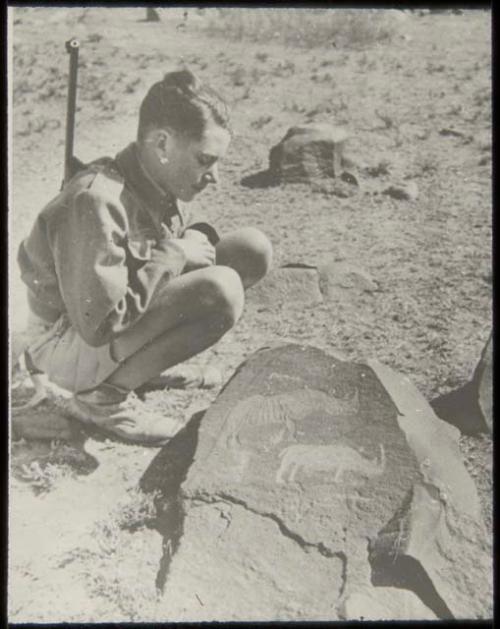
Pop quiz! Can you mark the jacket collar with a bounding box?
[114,142,179,224]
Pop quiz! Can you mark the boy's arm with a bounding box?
[51,188,187,347]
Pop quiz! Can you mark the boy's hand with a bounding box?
[158,225,215,270]
[171,236,215,270]
[182,228,210,244]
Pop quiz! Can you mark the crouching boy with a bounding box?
[17,69,272,445]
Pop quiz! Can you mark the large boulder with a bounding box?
[143,344,491,622]
[269,124,349,184]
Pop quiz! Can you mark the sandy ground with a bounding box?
[8,7,492,622]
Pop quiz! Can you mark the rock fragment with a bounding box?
[439,127,466,138]
[383,181,419,201]
[318,262,379,299]
[247,265,323,309]
[474,333,492,432]
[431,333,492,434]
[269,124,350,184]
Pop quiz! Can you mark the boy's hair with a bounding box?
[137,69,231,142]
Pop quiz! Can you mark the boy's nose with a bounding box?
[203,164,219,185]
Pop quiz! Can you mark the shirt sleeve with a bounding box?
[51,188,187,347]
[184,221,220,246]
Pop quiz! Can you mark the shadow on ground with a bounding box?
[240,169,280,189]
[140,410,205,591]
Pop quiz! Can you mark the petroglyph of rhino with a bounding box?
[275,443,386,484]
[222,389,360,450]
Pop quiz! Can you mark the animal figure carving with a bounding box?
[222,394,296,450]
[275,443,385,485]
[222,389,360,450]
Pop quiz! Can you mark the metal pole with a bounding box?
[63,38,80,186]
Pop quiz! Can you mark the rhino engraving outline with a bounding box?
[223,395,298,450]
[275,443,386,485]
[223,389,360,451]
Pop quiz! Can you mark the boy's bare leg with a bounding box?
[106,266,243,390]
[215,227,273,289]
[103,228,272,392]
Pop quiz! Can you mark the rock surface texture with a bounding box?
[143,344,491,622]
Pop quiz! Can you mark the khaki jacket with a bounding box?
[18,142,216,347]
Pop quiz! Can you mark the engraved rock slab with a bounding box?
[160,345,490,620]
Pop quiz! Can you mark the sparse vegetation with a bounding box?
[365,159,391,177]
[18,459,71,494]
[251,115,273,130]
[201,9,399,49]
[413,153,439,177]
[228,65,246,87]
[11,437,94,494]
[113,488,160,532]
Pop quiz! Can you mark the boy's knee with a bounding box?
[199,266,245,325]
[238,227,273,281]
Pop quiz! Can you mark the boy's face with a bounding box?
[162,121,231,202]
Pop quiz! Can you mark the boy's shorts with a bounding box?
[26,313,121,394]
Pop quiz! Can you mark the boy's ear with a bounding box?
[155,129,168,154]
[157,127,175,154]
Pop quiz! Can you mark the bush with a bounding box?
[201,8,399,49]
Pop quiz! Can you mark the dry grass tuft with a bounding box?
[201,9,399,49]
[17,459,72,494]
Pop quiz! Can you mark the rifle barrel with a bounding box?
[64,38,80,185]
